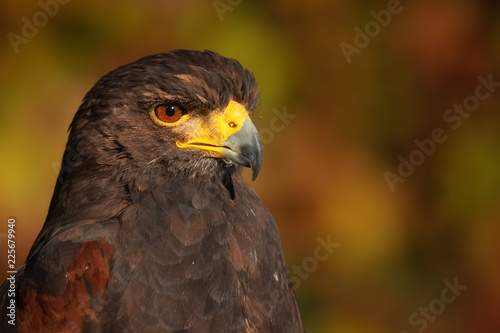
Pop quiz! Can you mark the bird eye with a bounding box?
[153,105,185,124]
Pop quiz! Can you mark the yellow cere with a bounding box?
[176,101,251,154]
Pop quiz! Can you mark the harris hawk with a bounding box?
[0,50,304,332]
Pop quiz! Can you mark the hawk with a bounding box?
[0,50,304,332]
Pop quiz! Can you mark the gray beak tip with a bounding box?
[222,118,263,181]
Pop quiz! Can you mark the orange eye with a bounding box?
[154,105,185,123]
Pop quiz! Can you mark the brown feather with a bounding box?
[18,242,113,333]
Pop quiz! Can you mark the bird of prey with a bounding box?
[0,50,304,332]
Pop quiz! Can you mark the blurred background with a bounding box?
[1,0,500,332]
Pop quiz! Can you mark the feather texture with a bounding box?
[0,50,303,333]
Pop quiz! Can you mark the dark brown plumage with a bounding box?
[0,50,304,332]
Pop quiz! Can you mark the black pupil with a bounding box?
[165,106,176,117]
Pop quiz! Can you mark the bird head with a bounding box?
[68,50,262,182]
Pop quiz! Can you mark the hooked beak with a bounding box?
[176,101,263,180]
[219,118,262,180]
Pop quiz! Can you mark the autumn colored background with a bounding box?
[1,0,500,332]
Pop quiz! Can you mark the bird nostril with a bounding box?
[228,121,237,128]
